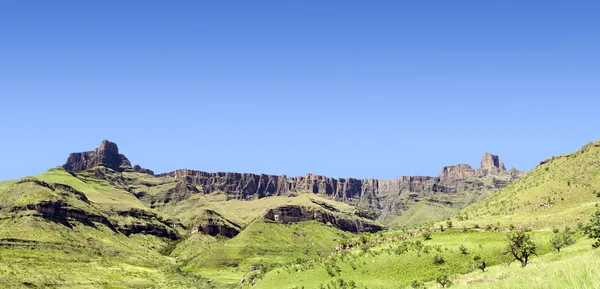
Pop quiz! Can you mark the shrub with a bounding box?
[473,255,486,272]
[585,209,600,249]
[550,227,576,253]
[433,254,445,265]
[422,229,432,241]
[459,245,468,255]
[435,268,452,288]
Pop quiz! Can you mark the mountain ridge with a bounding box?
[62,140,524,225]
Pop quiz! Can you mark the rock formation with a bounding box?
[263,205,384,233]
[476,152,506,176]
[63,140,153,175]
[439,164,475,180]
[62,141,525,225]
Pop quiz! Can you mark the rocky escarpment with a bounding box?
[115,208,182,240]
[190,209,242,238]
[157,153,522,221]
[62,141,525,225]
[439,164,475,180]
[2,178,180,240]
[263,205,384,233]
[63,140,153,175]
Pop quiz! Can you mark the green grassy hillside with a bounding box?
[453,141,600,229]
[4,140,600,288]
[0,172,208,288]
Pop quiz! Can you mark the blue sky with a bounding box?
[1,1,599,180]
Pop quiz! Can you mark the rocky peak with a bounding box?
[439,164,475,180]
[63,140,153,174]
[475,152,509,177]
[479,152,506,171]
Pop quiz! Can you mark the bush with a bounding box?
[433,254,445,265]
[435,268,452,288]
[585,210,600,249]
[473,255,486,272]
[550,227,576,253]
[422,229,432,241]
[459,245,468,255]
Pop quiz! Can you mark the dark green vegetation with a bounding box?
[3,140,600,288]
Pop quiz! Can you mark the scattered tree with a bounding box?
[585,209,600,249]
[435,268,452,288]
[446,220,453,229]
[423,229,432,241]
[550,234,564,252]
[433,254,446,265]
[414,240,424,257]
[550,227,576,252]
[473,255,486,272]
[459,245,468,255]
[504,229,537,267]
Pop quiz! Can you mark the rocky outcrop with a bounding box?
[63,140,152,174]
[190,209,241,238]
[439,164,475,180]
[9,200,116,231]
[476,152,506,176]
[263,205,384,233]
[156,152,523,222]
[117,223,179,240]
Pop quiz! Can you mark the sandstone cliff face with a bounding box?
[62,141,525,226]
[263,205,384,233]
[190,209,242,238]
[476,152,507,176]
[439,164,475,180]
[63,140,153,175]
[156,152,523,223]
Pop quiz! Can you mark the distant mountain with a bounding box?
[63,140,523,227]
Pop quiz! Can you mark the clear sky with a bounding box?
[1,1,599,181]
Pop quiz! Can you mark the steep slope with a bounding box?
[0,171,208,288]
[453,140,600,229]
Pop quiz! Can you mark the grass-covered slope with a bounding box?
[252,230,557,289]
[177,221,349,287]
[454,141,600,229]
[0,169,207,288]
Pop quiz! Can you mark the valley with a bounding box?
[1,140,600,288]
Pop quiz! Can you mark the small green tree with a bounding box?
[414,240,424,257]
[550,234,564,252]
[477,260,487,272]
[504,229,537,267]
[585,209,600,249]
[435,268,452,288]
[433,254,446,265]
[550,226,576,253]
[459,245,468,255]
[423,229,432,241]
